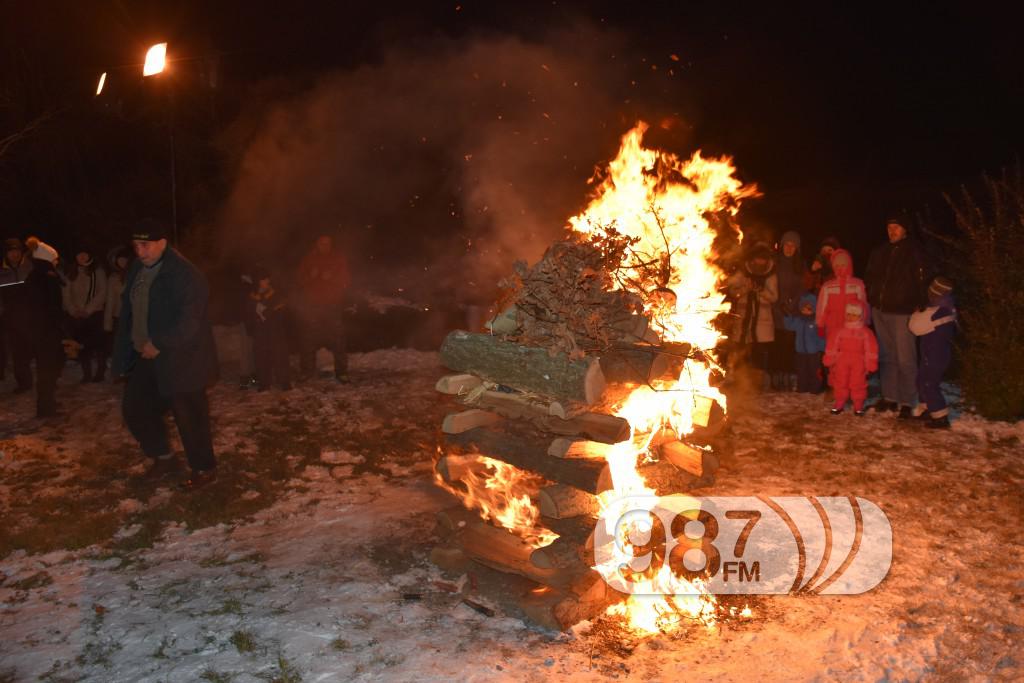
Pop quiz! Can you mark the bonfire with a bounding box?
[432,122,758,633]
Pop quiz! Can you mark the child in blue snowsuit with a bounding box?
[909,277,957,428]
[784,292,827,393]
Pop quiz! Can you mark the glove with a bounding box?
[823,354,836,367]
[867,362,878,374]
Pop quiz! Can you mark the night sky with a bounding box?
[2,1,1022,287]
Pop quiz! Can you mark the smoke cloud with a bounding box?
[212,23,641,306]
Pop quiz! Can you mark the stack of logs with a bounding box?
[431,330,728,630]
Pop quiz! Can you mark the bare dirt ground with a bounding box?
[1,349,1022,682]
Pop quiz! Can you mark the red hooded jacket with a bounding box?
[814,249,870,341]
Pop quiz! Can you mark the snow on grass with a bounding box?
[1,353,1022,681]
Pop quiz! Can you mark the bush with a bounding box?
[941,166,1024,420]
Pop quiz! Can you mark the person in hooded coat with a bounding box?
[63,246,108,382]
[824,301,878,415]
[728,243,779,379]
[909,276,957,429]
[784,292,827,393]
[815,248,870,346]
[771,230,811,389]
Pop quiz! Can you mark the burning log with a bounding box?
[688,396,728,445]
[435,508,591,590]
[537,484,600,519]
[547,438,616,459]
[539,412,630,444]
[435,454,490,486]
[435,373,484,395]
[530,535,593,570]
[598,341,690,385]
[441,409,504,434]
[519,572,613,632]
[445,426,612,495]
[473,389,564,420]
[446,426,700,496]
[657,440,719,478]
[440,331,606,405]
[447,385,629,444]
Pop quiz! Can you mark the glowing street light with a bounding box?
[95,72,107,96]
[143,43,167,76]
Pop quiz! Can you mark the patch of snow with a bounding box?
[320,449,365,465]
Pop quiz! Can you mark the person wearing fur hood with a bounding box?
[728,242,779,377]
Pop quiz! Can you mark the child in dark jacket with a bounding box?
[248,267,291,391]
[909,277,957,429]
[784,292,827,393]
[824,301,878,415]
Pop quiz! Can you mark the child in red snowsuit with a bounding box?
[824,301,878,415]
[815,248,870,346]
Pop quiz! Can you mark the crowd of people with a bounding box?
[0,214,958,492]
[727,217,957,428]
[0,223,352,488]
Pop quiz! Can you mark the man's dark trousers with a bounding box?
[123,358,215,471]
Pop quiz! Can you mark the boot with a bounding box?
[926,416,951,429]
[92,358,107,382]
[79,357,93,384]
[871,399,898,413]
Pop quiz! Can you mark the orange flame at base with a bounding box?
[435,453,558,548]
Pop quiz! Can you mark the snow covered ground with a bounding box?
[1,350,1022,682]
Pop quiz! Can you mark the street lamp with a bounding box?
[142,42,177,244]
[143,43,167,77]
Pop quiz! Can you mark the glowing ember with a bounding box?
[570,122,758,633]
[95,72,106,96]
[435,453,558,548]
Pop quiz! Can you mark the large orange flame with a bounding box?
[439,122,756,634]
[572,122,757,633]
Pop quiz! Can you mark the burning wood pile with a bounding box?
[432,123,758,633]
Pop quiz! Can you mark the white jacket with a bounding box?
[63,267,108,317]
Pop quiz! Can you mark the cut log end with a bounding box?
[442,409,504,434]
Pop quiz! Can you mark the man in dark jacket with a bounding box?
[112,220,218,486]
[864,217,931,416]
[21,238,64,417]
[1,237,34,391]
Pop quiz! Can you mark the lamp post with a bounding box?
[142,42,178,244]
